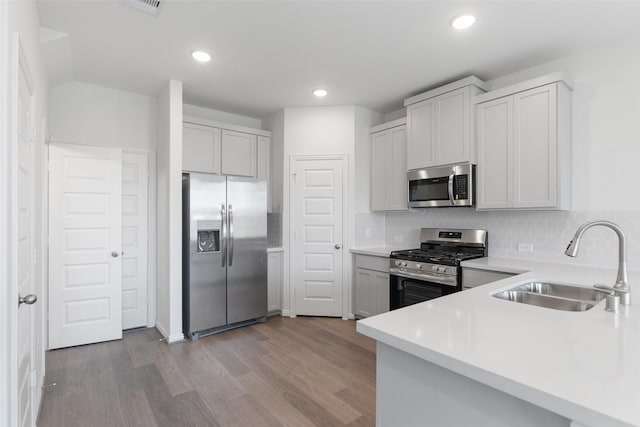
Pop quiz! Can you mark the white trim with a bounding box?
[155,322,183,344]
[369,117,406,134]
[474,71,574,104]
[0,2,10,423]
[404,75,489,106]
[288,154,350,318]
[183,115,272,137]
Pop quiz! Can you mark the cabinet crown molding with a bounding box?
[404,75,489,107]
[474,71,573,104]
[183,114,272,137]
[369,117,406,134]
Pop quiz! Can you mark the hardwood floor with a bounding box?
[37,317,376,427]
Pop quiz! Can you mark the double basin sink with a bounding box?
[493,281,609,312]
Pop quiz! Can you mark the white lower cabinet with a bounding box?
[267,249,283,314]
[354,255,390,318]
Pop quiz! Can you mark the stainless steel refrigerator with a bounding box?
[182,172,267,340]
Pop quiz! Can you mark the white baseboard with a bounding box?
[155,321,169,340]
[155,322,184,344]
[167,333,184,344]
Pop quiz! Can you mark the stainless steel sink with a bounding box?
[514,282,609,302]
[492,281,608,312]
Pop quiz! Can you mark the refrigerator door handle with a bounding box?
[221,204,227,267]
[229,204,234,266]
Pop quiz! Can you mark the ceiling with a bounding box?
[37,1,640,119]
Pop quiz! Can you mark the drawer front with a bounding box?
[355,255,389,272]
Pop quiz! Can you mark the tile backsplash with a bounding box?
[384,209,640,271]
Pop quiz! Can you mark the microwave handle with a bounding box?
[448,174,455,205]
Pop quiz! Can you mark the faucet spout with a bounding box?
[565,220,629,304]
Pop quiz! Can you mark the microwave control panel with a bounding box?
[453,175,469,201]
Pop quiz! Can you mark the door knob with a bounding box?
[335,244,342,250]
[111,251,119,258]
[18,294,37,306]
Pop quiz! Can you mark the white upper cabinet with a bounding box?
[182,116,271,181]
[221,129,257,177]
[475,73,572,211]
[182,123,222,174]
[370,119,407,212]
[405,76,488,170]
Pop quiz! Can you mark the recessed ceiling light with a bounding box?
[192,51,211,62]
[451,15,476,30]
[313,89,328,97]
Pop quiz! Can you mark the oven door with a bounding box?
[390,274,459,310]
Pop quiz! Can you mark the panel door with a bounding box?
[292,158,344,317]
[437,87,470,165]
[374,272,390,315]
[16,59,36,427]
[476,97,514,210]
[121,151,148,329]
[227,177,267,324]
[221,130,257,177]
[406,99,435,170]
[354,268,374,318]
[386,125,408,211]
[370,131,387,211]
[182,123,221,174]
[49,144,123,349]
[513,83,558,208]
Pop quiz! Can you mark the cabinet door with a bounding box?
[354,268,375,318]
[437,87,470,165]
[407,99,435,170]
[257,136,270,210]
[370,131,387,211]
[221,129,257,177]
[513,84,558,208]
[476,96,514,209]
[182,123,221,174]
[373,272,390,315]
[386,125,408,211]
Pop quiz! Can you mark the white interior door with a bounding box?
[16,42,36,427]
[122,151,148,330]
[292,158,344,317]
[48,144,123,349]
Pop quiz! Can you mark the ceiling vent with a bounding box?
[119,0,161,16]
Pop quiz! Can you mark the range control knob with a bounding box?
[431,265,438,272]
[401,262,408,267]
[415,263,422,269]
[395,260,401,266]
[439,266,447,273]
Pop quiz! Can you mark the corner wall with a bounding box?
[156,80,183,342]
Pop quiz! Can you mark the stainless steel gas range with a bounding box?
[389,228,488,310]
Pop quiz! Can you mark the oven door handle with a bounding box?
[389,268,458,287]
[448,173,456,205]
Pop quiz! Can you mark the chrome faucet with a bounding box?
[565,220,630,305]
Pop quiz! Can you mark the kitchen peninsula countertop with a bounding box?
[357,257,640,427]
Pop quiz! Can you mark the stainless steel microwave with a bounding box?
[407,163,475,208]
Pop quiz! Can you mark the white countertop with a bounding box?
[357,257,640,427]
[350,246,404,257]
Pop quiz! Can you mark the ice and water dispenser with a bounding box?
[196,220,220,253]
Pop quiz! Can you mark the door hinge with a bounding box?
[291,172,296,183]
[30,370,36,388]
[30,126,36,143]
[293,230,296,240]
[31,248,36,265]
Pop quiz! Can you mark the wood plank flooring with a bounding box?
[37,317,376,427]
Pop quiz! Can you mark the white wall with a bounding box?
[156,80,183,342]
[1,0,48,424]
[263,110,284,213]
[385,34,640,272]
[49,81,157,150]
[281,105,381,317]
[183,103,262,129]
